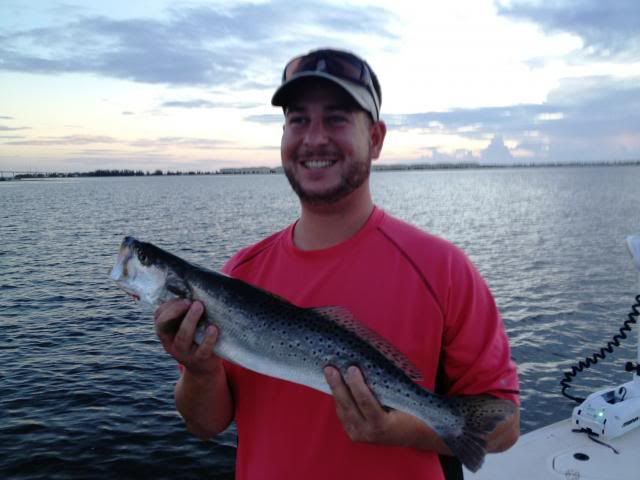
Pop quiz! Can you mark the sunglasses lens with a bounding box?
[330,57,364,82]
[284,53,365,86]
[283,57,304,80]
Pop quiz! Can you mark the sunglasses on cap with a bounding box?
[281,49,381,118]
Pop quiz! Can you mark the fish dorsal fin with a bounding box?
[314,306,424,382]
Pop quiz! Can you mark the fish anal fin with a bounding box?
[313,306,424,382]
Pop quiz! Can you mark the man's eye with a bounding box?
[327,115,347,124]
[287,116,307,125]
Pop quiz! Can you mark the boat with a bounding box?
[465,235,640,480]
[464,418,640,479]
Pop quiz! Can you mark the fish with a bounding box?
[110,236,516,472]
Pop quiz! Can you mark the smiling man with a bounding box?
[276,76,384,208]
[154,48,520,480]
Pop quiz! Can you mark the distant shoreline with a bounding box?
[1,160,639,180]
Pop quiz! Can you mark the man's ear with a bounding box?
[369,120,387,160]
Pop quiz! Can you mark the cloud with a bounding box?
[480,135,514,165]
[161,100,220,109]
[389,76,640,163]
[128,137,234,149]
[496,0,640,59]
[0,1,396,87]
[4,134,242,150]
[385,104,551,137]
[244,114,284,124]
[418,147,479,165]
[161,99,260,109]
[6,135,117,146]
[0,125,29,131]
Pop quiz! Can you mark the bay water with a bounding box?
[2,166,640,479]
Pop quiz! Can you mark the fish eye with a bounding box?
[137,249,150,266]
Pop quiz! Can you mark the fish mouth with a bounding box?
[126,291,141,302]
[112,277,140,301]
[110,238,137,300]
[110,240,135,281]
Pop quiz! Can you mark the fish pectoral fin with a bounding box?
[312,305,424,382]
[166,270,191,299]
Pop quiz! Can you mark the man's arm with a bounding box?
[155,299,234,439]
[324,366,519,454]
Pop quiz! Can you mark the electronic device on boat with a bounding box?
[571,235,640,440]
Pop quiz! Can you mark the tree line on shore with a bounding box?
[8,169,217,180]
[4,159,640,181]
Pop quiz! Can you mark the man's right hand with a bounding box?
[154,299,234,439]
[153,299,222,375]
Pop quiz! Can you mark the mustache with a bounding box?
[296,148,341,161]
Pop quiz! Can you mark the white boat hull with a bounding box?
[464,418,640,479]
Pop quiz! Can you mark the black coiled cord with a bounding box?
[560,294,640,403]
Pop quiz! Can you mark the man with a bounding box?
[154,48,520,479]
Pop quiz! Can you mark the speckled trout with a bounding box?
[110,236,515,472]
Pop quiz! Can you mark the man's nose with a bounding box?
[303,119,329,147]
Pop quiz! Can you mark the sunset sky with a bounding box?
[1,0,639,173]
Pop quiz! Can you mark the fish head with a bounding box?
[110,236,170,305]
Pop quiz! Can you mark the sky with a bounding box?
[0,0,639,172]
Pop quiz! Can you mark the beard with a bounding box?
[284,149,372,205]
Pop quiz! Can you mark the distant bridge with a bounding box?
[0,170,59,179]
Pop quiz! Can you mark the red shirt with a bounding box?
[221,207,519,480]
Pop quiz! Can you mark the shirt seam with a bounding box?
[227,231,285,274]
[374,225,446,319]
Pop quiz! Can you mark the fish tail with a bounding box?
[440,396,516,473]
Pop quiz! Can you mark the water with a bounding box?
[2,166,639,479]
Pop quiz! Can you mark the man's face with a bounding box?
[280,80,385,206]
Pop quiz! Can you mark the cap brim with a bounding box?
[271,72,378,120]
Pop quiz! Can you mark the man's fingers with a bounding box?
[152,300,224,376]
[344,366,386,421]
[324,366,365,424]
[154,299,191,335]
[193,325,219,361]
[324,366,350,400]
[324,366,343,390]
[324,366,393,444]
[154,298,190,320]
[173,301,204,352]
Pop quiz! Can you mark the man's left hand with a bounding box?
[323,365,449,452]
